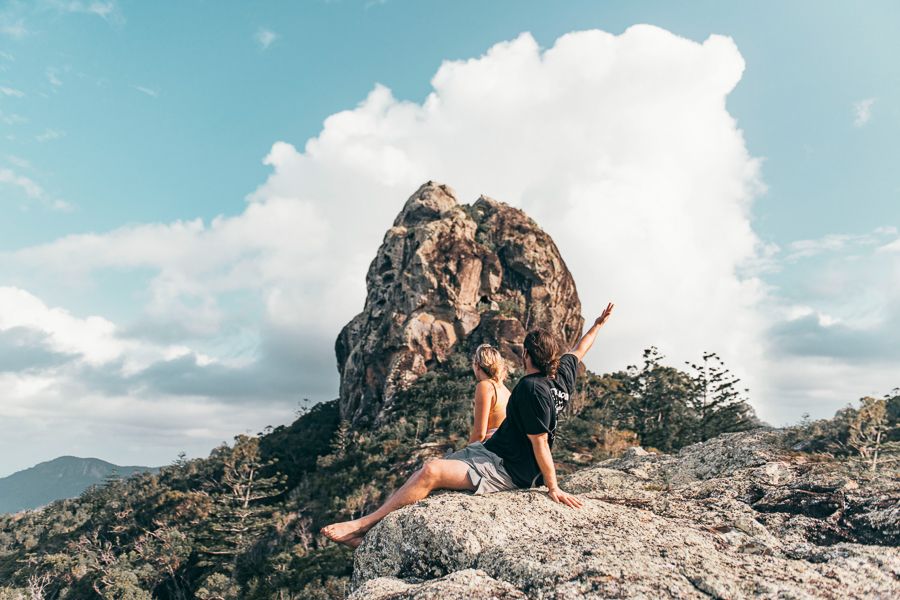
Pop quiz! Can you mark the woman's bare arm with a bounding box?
[469,381,492,443]
[569,302,615,361]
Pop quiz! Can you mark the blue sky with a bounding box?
[0,0,898,475]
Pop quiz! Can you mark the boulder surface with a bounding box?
[349,430,900,599]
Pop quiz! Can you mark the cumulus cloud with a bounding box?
[762,227,900,419]
[5,25,893,471]
[853,97,876,127]
[0,286,310,474]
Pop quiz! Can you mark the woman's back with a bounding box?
[469,343,511,443]
[485,379,510,432]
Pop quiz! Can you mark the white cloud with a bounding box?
[853,97,876,127]
[762,226,900,422]
[5,155,30,168]
[47,67,63,87]
[5,25,895,470]
[255,27,278,50]
[0,167,44,199]
[46,0,124,24]
[0,110,27,125]
[35,128,65,142]
[0,86,24,97]
[787,228,896,260]
[0,285,317,475]
[0,19,27,39]
[0,166,72,211]
[133,84,159,98]
[5,26,774,415]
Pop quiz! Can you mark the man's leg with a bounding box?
[321,459,474,546]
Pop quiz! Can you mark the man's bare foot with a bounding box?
[321,519,368,545]
[345,534,364,549]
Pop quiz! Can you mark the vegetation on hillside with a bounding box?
[786,389,900,472]
[3,347,882,600]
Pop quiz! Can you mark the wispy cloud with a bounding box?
[46,0,124,25]
[853,97,876,127]
[133,85,159,98]
[0,167,44,199]
[1,1,123,41]
[5,155,31,169]
[0,19,27,40]
[255,27,278,50]
[0,86,24,97]
[0,165,70,210]
[787,227,897,260]
[0,110,27,125]
[35,128,65,142]
[47,67,63,87]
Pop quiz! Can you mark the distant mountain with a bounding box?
[0,456,158,514]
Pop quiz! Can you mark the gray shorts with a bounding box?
[444,442,517,495]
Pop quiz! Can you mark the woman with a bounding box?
[469,344,511,443]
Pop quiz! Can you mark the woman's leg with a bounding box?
[321,459,474,546]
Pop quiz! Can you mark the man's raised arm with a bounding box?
[568,302,615,362]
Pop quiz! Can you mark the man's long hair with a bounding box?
[523,329,561,378]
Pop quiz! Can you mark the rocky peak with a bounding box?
[335,181,584,425]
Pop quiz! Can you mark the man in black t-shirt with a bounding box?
[483,349,579,491]
[322,302,615,547]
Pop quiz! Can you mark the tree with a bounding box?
[199,435,287,573]
[621,347,695,452]
[847,396,900,472]
[685,352,756,443]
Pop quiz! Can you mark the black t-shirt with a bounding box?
[483,353,579,488]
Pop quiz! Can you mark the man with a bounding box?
[321,302,615,548]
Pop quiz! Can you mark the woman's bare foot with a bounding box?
[345,534,364,549]
[320,519,368,546]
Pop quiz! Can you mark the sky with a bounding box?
[0,0,898,476]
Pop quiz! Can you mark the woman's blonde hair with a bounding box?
[472,344,506,381]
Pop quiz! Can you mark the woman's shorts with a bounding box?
[444,442,517,495]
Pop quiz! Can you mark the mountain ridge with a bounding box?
[0,455,158,514]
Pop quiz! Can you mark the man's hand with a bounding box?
[593,302,614,329]
[548,486,583,508]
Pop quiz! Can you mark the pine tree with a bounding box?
[200,435,287,572]
[685,352,756,443]
[622,347,694,452]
